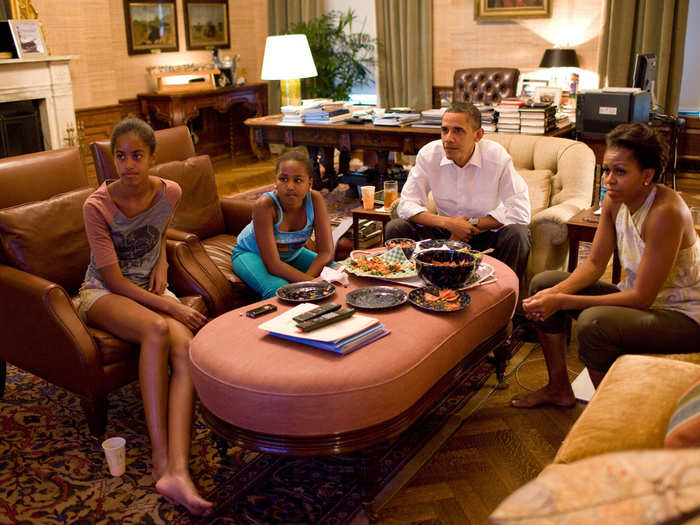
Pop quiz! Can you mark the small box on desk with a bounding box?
[576,89,650,139]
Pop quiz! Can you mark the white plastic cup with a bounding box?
[102,437,126,476]
[360,185,375,209]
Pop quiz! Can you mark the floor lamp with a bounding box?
[261,34,318,108]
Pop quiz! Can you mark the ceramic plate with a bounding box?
[414,239,471,253]
[276,282,336,303]
[408,286,470,313]
[460,263,495,290]
[346,286,408,310]
[341,247,418,279]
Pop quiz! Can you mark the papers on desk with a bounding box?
[259,303,389,355]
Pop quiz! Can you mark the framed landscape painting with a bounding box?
[123,0,179,55]
[474,0,551,21]
[184,0,230,50]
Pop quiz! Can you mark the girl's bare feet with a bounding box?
[155,472,214,516]
[510,385,576,408]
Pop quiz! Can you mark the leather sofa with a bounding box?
[452,68,520,106]
[391,134,596,293]
[490,353,700,523]
[0,147,206,436]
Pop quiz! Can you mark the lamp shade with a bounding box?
[539,49,579,68]
[261,34,318,80]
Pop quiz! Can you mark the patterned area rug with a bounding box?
[0,335,526,524]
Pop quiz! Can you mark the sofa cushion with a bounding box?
[490,449,700,524]
[666,374,700,448]
[517,169,552,217]
[151,155,225,239]
[0,187,92,293]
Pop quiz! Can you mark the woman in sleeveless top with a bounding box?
[511,123,700,408]
[231,150,335,299]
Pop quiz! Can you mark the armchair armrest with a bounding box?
[530,197,591,246]
[166,227,199,243]
[0,264,105,399]
[220,197,253,235]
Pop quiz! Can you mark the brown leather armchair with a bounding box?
[453,68,520,106]
[91,130,259,315]
[0,147,206,436]
[90,125,196,184]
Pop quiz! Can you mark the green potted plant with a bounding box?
[289,9,378,101]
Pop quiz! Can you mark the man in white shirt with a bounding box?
[386,102,531,277]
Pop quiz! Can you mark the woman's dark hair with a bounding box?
[605,123,668,182]
[275,149,314,178]
[110,117,157,155]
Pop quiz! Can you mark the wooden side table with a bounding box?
[567,207,621,283]
[350,206,392,250]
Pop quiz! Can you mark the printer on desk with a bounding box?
[575,88,651,139]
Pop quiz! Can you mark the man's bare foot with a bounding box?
[155,473,214,516]
[510,385,576,408]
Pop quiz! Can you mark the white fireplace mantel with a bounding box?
[0,56,79,151]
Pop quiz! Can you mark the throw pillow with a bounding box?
[489,449,700,524]
[517,169,552,217]
[665,374,700,448]
[150,155,225,240]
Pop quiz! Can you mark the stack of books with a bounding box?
[476,104,496,132]
[519,102,556,135]
[280,98,335,123]
[303,102,351,124]
[373,112,421,127]
[495,98,524,133]
[258,303,390,355]
[410,108,446,129]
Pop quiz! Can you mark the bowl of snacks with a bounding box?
[414,249,479,289]
[385,238,416,259]
[414,238,471,254]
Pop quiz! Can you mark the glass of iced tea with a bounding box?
[383,180,398,209]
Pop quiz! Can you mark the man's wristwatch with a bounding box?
[469,216,479,227]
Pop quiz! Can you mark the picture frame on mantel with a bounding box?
[8,19,47,58]
[474,0,551,21]
[184,0,230,50]
[123,0,179,55]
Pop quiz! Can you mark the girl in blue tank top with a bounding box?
[231,150,335,299]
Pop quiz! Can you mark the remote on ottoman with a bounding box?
[295,308,356,332]
[292,302,341,323]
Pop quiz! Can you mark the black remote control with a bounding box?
[292,302,341,323]
[296,308,356,332]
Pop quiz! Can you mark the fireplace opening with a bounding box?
[0,100,44,159]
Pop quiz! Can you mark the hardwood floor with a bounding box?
[210,157,699,524]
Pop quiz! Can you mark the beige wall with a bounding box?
[433,0,604,87]
[32,0,268,109]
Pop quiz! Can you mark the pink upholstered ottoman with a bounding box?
[189,256,518,453]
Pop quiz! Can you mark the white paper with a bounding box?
[571,368,595,402]
[332,218,353,249]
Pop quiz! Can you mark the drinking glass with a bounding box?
[360,185,375,209]
[383,180,398,209]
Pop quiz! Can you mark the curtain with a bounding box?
[597,0,689,115]
[375,0,432,110]
[266,0,324,113]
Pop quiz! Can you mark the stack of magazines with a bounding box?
[302,102,351,124]
[410,108,446,129]
[373,112,421,127]
[258,303,390,355]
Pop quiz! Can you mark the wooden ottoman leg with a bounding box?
[493,337,511,390]
[355,446,382,523]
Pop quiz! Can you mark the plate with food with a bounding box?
[341,246,418,279]
[276,281,336,303]
[346,286,408,310]
[407,286,470,313]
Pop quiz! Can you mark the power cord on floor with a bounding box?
[507,348,580,392]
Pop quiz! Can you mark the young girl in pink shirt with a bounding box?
[79,118,212,516]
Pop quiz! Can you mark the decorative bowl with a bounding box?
[414,238,471,254]
[384,238,416,259]
[414,249,479,289]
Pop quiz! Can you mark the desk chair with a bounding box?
[453,68,520,106]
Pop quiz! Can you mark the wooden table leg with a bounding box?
[321,146,337,190]
[307,146,324,190]
[568,235,579,273]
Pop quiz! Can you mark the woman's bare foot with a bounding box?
[510,385,576,408]
[155,472,214,516]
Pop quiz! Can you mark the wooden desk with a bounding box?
[567,207,621,283]
[351,206,392,249]
[244,115,575,190]
[138,83,267,159]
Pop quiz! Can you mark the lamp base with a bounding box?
[280,78,301,107]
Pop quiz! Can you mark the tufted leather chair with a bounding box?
[0,147,207,436]
[90,125,197,184]
[453,68,520,106]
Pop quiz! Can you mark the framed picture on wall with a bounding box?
[123,0,179,55]
[184,0,230,50]
[8,19,47,58]
[474,0,551,21]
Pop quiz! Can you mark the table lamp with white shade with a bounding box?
[261,34,318,107]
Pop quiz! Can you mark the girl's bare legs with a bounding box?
[87,295,212,516]
[510,328,576,408]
